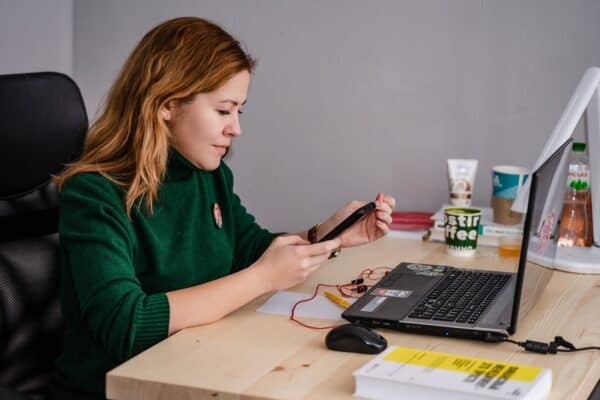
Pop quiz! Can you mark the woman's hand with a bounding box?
[319,192,396,248]
[252,235,341,292]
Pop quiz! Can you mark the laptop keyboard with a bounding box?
[407,270,511,325]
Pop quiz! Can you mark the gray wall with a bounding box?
[0,0,73,75]
[9,1,600,232]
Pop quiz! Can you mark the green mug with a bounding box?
[444,207,482,257]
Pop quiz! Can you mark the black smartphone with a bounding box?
[318,201,376,242]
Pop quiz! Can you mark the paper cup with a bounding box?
[444,207,482,257]
[492,166,528,225]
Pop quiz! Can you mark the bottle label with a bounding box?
[567,167,590,190]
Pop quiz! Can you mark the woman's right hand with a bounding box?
[253,235,341,292]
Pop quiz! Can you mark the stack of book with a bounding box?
[390,211,434,231]
[353,346,552,400]
[428,205,522,247]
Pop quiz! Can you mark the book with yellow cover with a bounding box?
[353,346,551,400]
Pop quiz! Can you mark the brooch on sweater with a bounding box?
[213,203,223,229]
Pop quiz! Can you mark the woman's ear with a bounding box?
[160,100,176,121]
[160,106,172,121]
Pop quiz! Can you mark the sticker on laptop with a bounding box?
[406,263,432,271]
[417,271,446,277]
[372,288,413,298]
[406,264,447,276]
[360,296,387,312]
[431,265,447,273]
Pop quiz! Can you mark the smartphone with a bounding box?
[319,201,376,242]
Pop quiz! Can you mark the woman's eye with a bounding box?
[217,109,243,116]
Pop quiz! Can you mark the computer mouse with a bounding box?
[325,323,387,354]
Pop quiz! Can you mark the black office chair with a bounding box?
[0,72,87,399]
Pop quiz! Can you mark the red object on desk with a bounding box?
[391,211,434,231]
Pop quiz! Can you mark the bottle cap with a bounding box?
[572,142,586,152]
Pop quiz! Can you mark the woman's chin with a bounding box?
[207,157,223,170]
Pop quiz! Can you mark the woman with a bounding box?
[49,16,395,399]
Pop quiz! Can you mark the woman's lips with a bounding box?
[214,145,228,156]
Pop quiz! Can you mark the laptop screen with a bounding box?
[509,138,573,333]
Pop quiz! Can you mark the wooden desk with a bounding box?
[106,237,600,400]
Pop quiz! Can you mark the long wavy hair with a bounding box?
[54,17,255,216]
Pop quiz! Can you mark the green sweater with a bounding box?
[50,150,277,399]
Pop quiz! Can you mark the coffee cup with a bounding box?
[492,166,528,225]
[444,207,482,257]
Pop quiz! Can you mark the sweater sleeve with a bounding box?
[221,165,278,271]
[59,174,169,363]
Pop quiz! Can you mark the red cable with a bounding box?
[289,266,392,329]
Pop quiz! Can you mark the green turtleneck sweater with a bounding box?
[49,151,277,399]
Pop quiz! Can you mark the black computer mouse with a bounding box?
[325,323,387,354]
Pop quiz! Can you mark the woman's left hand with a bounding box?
[319,192,396,248]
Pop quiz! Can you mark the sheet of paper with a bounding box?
[387,229,428,240]
[256,290,355,320]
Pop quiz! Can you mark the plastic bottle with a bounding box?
[557,142,593,247]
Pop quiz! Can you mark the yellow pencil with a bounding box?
[324,291,351,309]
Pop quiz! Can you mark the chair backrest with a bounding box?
[0,72,87,399]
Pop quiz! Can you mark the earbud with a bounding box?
[354,285,368,293]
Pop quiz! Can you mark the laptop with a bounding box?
[342,138,573,340]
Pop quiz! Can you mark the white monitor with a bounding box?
[513,67,600,274]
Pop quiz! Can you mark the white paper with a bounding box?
[387,229,428,240]
[256,290,355,320]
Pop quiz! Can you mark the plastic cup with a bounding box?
[498,235,523,258]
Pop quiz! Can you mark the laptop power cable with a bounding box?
[484,332,600,354]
